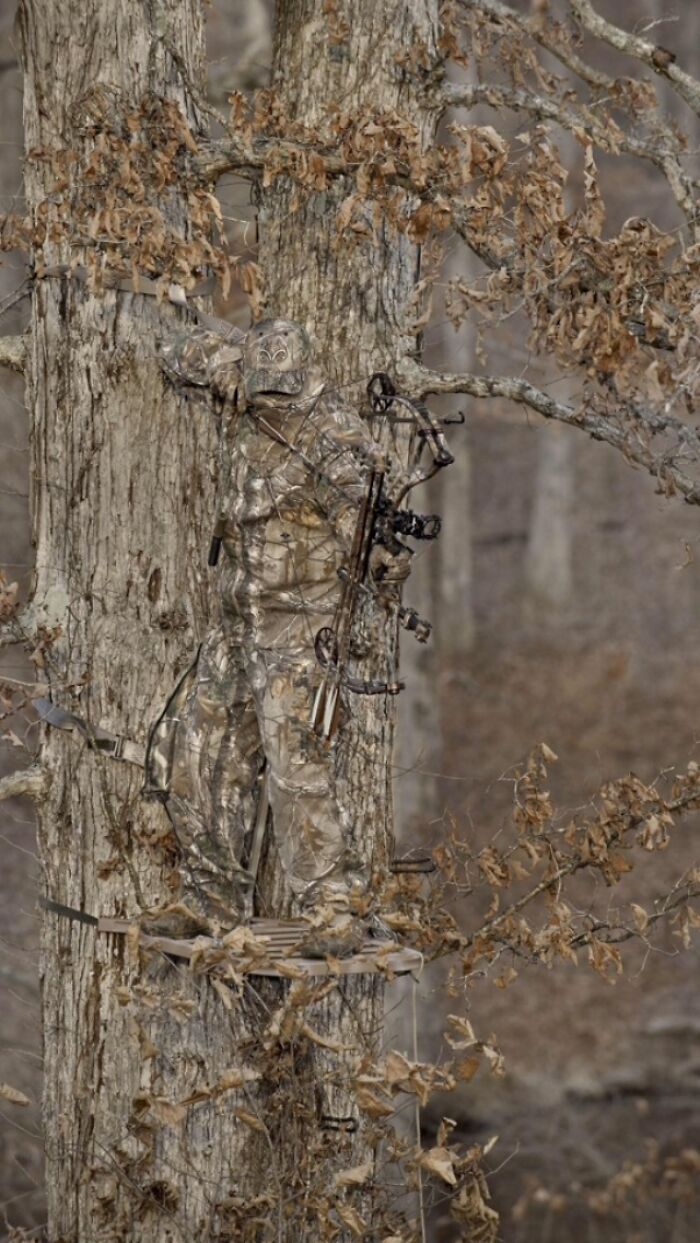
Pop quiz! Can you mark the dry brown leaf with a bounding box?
[354,1080,394,1119]
[234,1108,267,1133]
[446,1014,477,1049]
[482,1041,505,1078]
[631,903,649,932]
[335,1204,366,1237]
[384,1050,412,1085]
[132,1021,158,1061]
[273,959,306,980]
[333,1160,373,1189]
[456,1056,481,1083]
[217,1067,260,1092]
[300,1023,350,1052]
[149,1097,186,1129]
[166,995,197,1021]
[0,1082,31,1107]
[222,925,268,956]
[419,1145,457,1186]
[210,977,233,1010]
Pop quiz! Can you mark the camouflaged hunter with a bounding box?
[145,319,413,927]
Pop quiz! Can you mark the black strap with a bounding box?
[40,897,98,928]
[390,855,436,874]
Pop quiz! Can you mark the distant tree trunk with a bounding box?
[437,441,475,651]
[524,128,578,618]
[525,423,574,612]
[18,0,439,1238]
[395,540,443,835]
[207,0,271,97]
[434,54,475,658]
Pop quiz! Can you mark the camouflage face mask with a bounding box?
[243,318,311,400]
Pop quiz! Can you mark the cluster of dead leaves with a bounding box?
[433,6,700,434]
[376,741,700,989]
[443,121,700,411]
[2,91,233,298]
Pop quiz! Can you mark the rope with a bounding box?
[412,976,427,1243]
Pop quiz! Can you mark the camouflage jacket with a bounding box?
[160,327,404,635]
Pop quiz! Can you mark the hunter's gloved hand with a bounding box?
[369,544,413,586]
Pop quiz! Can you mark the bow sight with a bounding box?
[381,500,441,542]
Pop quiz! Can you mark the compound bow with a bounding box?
[310,373,454,741]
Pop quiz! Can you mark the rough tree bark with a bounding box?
[253,0,440,1222]
[15,0,440,1239]
[254,0,441,870]
[16,2,258,1239]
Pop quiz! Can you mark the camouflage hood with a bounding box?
[243,318,312,401]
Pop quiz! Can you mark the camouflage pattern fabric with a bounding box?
[146,320,406,922]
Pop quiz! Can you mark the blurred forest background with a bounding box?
[1,1,698,1239]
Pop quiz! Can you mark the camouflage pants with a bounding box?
[146,617,364,922]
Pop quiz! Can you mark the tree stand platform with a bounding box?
[42,900,423,978]
[104,918,423,978]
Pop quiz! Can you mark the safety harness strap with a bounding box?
[32,697,145,768]
[32,265,245,341]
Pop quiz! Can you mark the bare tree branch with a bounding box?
[459,0,613,91]
[570,884,700,949]
[570,0,700,117]
[0,334,25,373]
[443,80,698,226]
[196,133,351,184]
[196,135,261,181]
[400,360,700,505]
[460,789,700,953]
[0,765,48,804]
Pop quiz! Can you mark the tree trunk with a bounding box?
[253,3,439,1233]
[17,3,253,1239]
[256,0,439,863]
[18,0,439,1239]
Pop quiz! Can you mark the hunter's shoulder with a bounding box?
[307,384,372,440]
[301,386,389,477]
